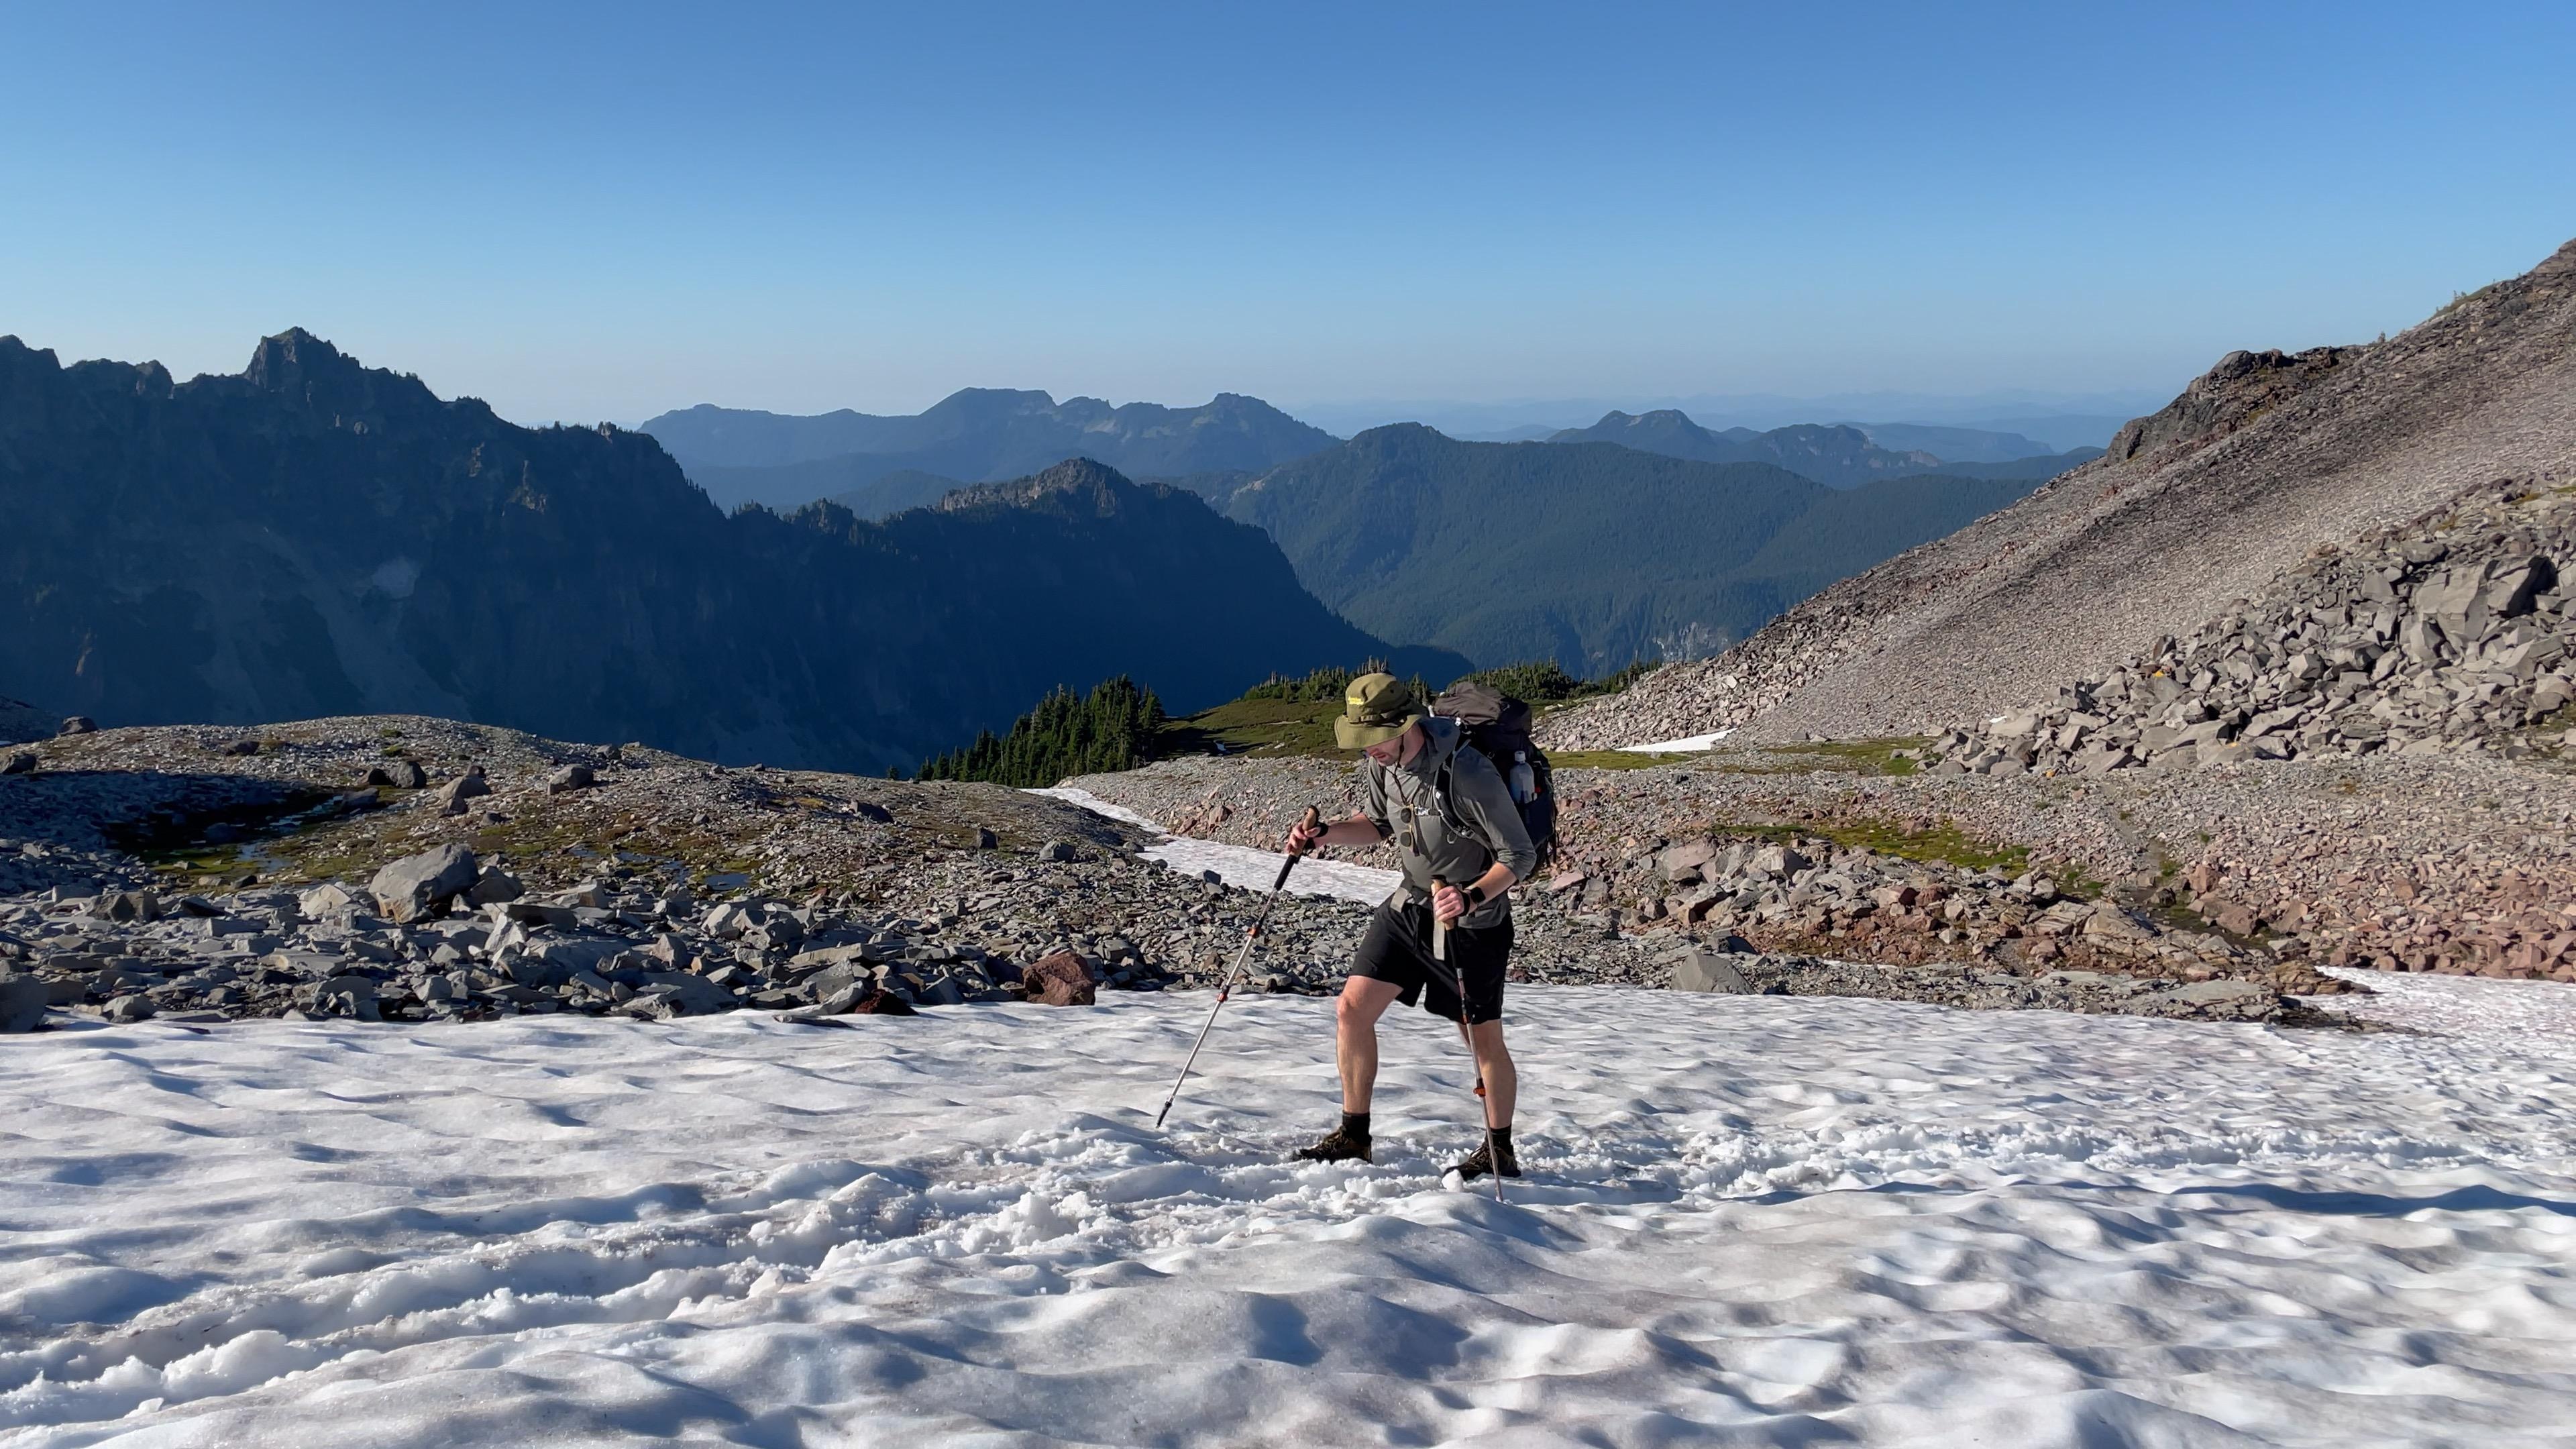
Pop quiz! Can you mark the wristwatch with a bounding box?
[1462,883,1488,907]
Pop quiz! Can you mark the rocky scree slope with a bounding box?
[1919,476,2574,777]
[0,331,1443,771]
[1546,236,2576,748]
[1067,753,2386,1017]
[0,715,1675,1032]
[0,715,2349,1032]
[1074,730,2576,988]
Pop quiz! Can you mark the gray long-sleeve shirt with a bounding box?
[1358,716,1538,928]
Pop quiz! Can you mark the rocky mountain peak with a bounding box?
[242,327,358,390]
[934,455,1142,514]
[2107,345,2359,466]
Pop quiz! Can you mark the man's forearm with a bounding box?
[1468,861,1517,903]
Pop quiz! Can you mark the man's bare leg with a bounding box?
[1335,976,1404,1112]
[1465,1020,1517,1126]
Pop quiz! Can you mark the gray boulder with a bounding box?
[91,890,162,923]
[100,994,156,1024]
[1656,838,1719,881]
[298,882,358,919]
[0,976,48,1032]
[465,866,524,906]
[435,767,491,816]
[1672,951,1756,994]
[368,845,479,924]
[305,975,382,1022]
[57,716,96,737]
[1,750,35,775]
[366,760,429,790]
[635,971,734,1016]
[2151,979,2277,1017]
[545,764,595,794]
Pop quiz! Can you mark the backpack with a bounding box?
[1429,680,1558,867]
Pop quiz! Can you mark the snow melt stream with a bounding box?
[3,977,2573,1446]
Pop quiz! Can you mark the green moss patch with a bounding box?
[1701,815,2029,875]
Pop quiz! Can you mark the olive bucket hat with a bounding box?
[1334,671,1426,749]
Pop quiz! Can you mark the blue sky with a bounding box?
[2,2,2569,428]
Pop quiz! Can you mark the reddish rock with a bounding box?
[1026,951,1098,1007]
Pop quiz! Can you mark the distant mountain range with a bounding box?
[1544,413,1939,490]
[1847,421,2059,464]
[1194,425,2054,674]
[639,390,1336,512]
[1289,393,2164,451]
[0,331,1459,772]
[1539,411,2105,488]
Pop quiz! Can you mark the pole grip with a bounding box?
[1432,874,1449,962]
[1269,805,1322,890]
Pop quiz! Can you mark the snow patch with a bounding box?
[1030,784,1400,905]
[365,557,420,600]
[1621,729,1731,753]
[1,985,2571,1442]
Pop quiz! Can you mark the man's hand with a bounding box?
[1285,806,1327,857]
[1432,881,1468,924]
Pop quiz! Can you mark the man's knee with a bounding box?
[1338,979,1395,1029]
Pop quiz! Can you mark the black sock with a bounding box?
[1489,1126,1513,1150]
[1341,1111,1371,1138]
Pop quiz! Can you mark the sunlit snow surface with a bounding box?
[1619,730,1733,753]
[1031,785,1401,906]
[4,973,2573,1446]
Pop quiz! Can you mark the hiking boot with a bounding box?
[1293,1125,1373,1164]
[1453,1136,1520,1181]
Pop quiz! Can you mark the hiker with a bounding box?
[1284,672,1537,1179]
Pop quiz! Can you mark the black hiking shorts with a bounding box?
[1350,898,1511,1025]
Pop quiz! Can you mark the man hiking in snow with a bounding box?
[1284,672,1537,1179]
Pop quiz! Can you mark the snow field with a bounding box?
[1,979,2571,1446]
[1031,786,1403,906]
[1618,731,1733,754]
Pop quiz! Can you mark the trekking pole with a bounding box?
[1156,806,1322,1128]
[1434,877,1506,1203]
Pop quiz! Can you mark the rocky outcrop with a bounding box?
[1545,235,2576,749]
[1919,478,2573,775]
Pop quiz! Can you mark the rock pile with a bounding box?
[1065,755,2354,1006]
[1664,946,2318,1025]
[1921,479,2573,775]
[0,851,1161,1030]
[1540,830,2330,994]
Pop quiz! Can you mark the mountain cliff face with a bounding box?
[1544,235,2576,748]
[1214,425,2042,673]
[1546,411,1943,488]
[640,390,1338,511]
[0,332,1452,772]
